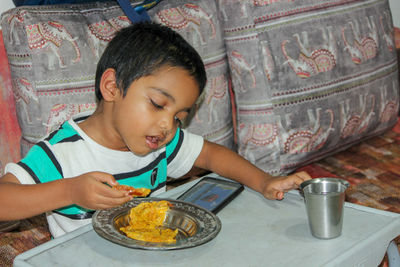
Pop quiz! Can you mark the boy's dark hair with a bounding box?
[95,22,206,101]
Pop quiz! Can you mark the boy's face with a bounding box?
[111,66,200,155]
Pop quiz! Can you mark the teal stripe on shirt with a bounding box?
[47,121,79,145]
[166,128,181,158]
[20,144,63,183]
[116,159,168,189]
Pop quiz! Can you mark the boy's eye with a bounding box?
[150,99,163,109]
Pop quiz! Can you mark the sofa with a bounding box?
[1,0,399,174]
[0,0,399,265]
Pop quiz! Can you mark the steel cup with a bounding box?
[300,178,350,239]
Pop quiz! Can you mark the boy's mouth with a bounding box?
[145,135,165,150]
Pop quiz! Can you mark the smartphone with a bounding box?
[177,176,244,214]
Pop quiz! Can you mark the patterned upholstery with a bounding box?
[219,0,400,174]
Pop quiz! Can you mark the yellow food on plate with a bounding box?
[119,200,178,243]
[120,227,178,244]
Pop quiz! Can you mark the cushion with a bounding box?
[219,0,400,174]
[0,0,234,158]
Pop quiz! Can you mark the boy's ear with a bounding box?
[99,68,120,101]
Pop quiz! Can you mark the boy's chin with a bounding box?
[130,144,165,156]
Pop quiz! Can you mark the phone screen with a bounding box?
[177,177,243,213]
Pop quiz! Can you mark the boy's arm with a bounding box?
[0,172,132,221]
[193,140,311,199]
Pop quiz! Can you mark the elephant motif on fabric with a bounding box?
[5,10,26,45]
[281,27,337,79]
[379,82,399,123]
[205,74,228,123]
[260,41,275,81]
[87,16,132,59]
[340,94,375,139]
[155,4,216,47]
[12,77,38,124]
[12,77,38,104]
[279,108,335,154]
[218,0,248,21]
[228,50,256,92]
[194,74,227,123]
[25,21,81,70]
[238,122,279,157]
[341,17,378,65]
[380,12,395,52]
[45,103,96,134]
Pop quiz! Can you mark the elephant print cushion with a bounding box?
[0,0,234,157]
[219,0,399,174]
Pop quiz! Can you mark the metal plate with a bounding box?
[92,198,221,250]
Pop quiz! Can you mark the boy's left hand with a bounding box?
[262,171,311,200]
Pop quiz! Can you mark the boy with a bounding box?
[0,22,310,237]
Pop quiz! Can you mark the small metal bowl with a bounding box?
[93,198,221,250]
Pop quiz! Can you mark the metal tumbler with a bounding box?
[300,178,350,239]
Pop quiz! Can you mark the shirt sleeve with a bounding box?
[4,162,36,185]
[5,141,63,184]
[167,129,204,178]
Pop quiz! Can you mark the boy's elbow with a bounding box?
[0,173,21,185]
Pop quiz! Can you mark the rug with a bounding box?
[0,215,51,267]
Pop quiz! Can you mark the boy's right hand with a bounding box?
[66,172,133,210]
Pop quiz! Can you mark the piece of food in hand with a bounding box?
[112,185,151,197]
[119,200,178,243]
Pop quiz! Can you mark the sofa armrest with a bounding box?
[0,29,21,175]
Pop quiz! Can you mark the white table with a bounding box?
[14,175,400,267]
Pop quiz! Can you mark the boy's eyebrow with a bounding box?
[150,87,193,112]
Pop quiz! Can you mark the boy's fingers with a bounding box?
[98,183,129,198]
[295,171,312,181]
[96,194,132,209]
[293,176,306,187]
[275,191,284,200]
[92,172,118,186]
[290,172,311,187]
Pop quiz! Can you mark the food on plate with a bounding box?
[119,200,178,243]
[112,185,151,197]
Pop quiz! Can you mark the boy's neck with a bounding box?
[78,103,129,151]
